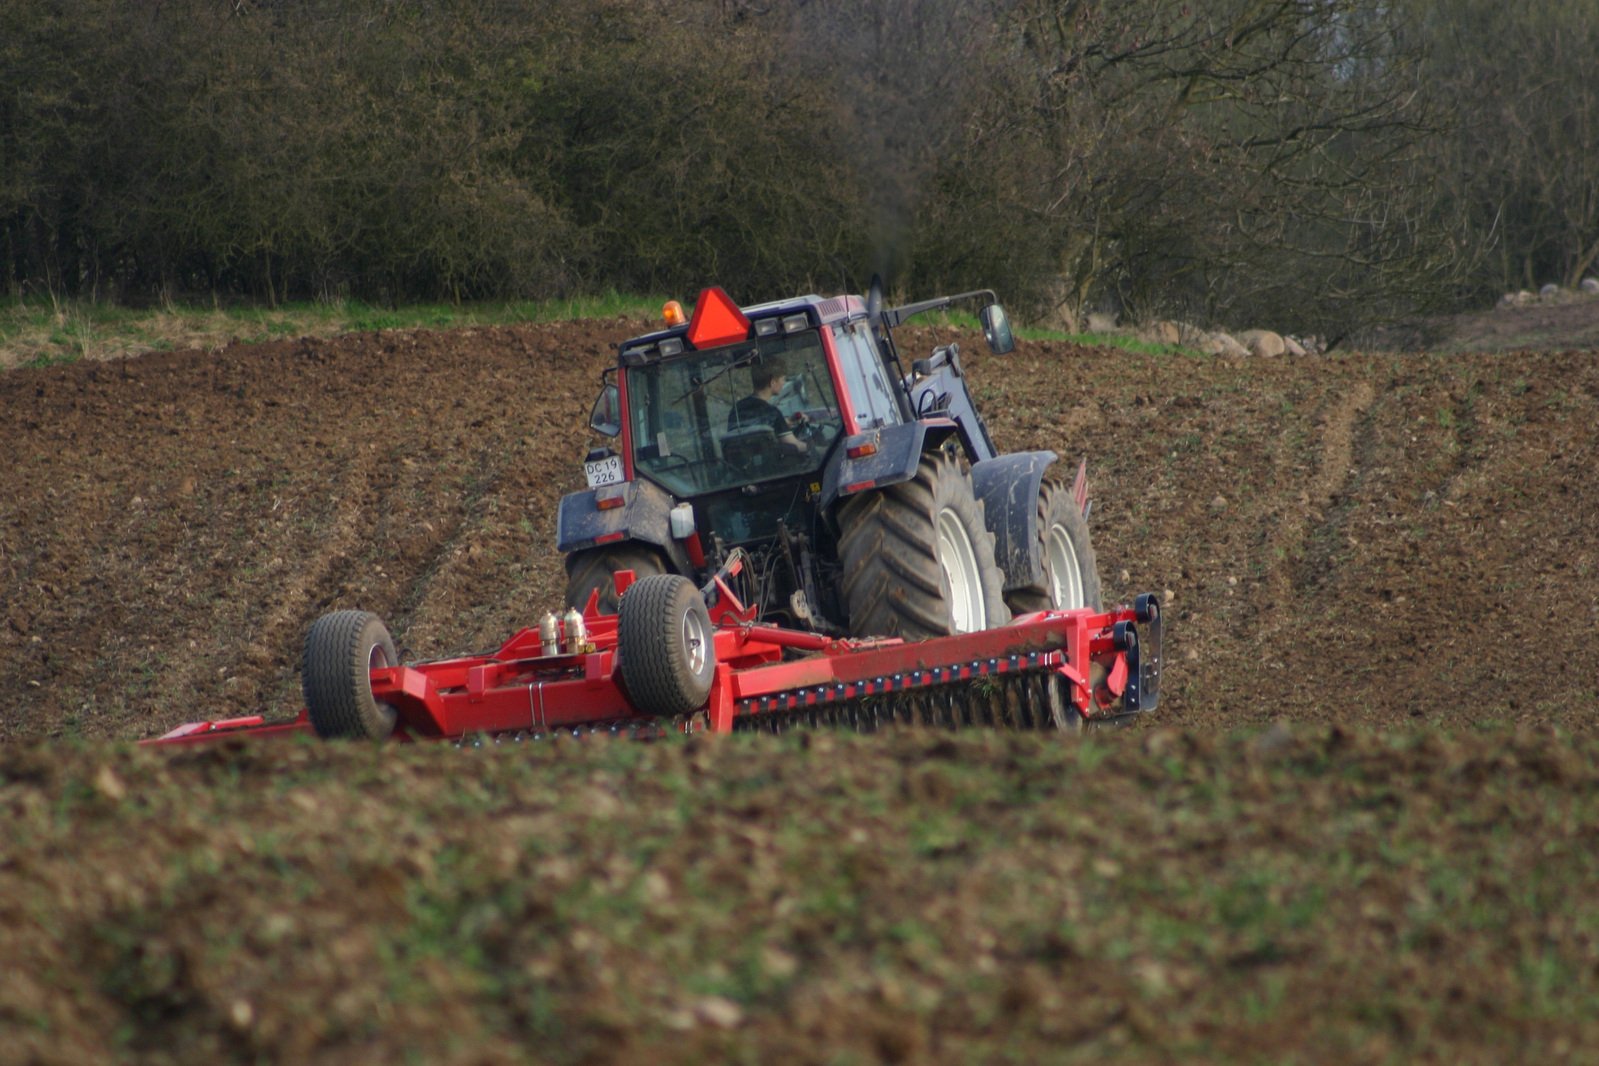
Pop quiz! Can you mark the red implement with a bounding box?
[144,573,1161,746]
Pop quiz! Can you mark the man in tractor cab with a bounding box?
[729,357,809,454]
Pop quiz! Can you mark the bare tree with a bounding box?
[923,0,1473,333]
[1407,0,1599,294]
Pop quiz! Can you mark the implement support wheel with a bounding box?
[302,610,399,740]
[617,575,716,716]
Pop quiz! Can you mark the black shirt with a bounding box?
[729,394,787,437]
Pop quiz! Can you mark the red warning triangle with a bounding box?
[685,287,751,350]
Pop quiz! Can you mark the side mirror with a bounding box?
[589,383,621,437]
[979,304,1015,355]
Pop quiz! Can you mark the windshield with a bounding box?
[626,330,843,497]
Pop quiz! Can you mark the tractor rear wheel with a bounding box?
[838,449,1009,639]
[1006,479,1102,615]
[302,610,399,740]
[617,574,716,716]
[564,543,669,614]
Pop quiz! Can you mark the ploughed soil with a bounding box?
[2,316,1598,1062]
[3,318,1595,740]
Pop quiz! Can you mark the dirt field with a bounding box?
[2,317,1595,741]
[3,314,1598,1062]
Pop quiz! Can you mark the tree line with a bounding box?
[2,0,1595,334]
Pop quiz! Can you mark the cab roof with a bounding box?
[618,291,867,366]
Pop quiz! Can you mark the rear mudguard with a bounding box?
[970,451,1059,595]
[555,478,692,574]
[820,432,1063,597]
[820,419,960,511]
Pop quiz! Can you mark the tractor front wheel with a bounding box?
[617,574,716,716]
[302,610,399,740]
[1006,478,1102,615]
[838,449,1010,639]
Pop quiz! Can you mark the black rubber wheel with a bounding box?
[302,610,399,740]
[837,449,1010,639]
[1005,478,1102,615]
[616,574,716,716]
[564,543,669,614]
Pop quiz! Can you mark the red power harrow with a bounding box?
[145,570,1162,747]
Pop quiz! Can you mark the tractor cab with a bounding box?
[621,325,845,499]
[559,282,1087,639]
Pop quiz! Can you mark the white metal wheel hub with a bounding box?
[1045,523,1085,609]
[936,509,985,633]
[682,606,710,675]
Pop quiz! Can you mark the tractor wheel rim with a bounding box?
[682,607,710,675]
[1045,524,1084,609]
[936,509,984,633]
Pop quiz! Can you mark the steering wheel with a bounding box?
[791,413,838,446]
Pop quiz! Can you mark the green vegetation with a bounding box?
[3,728,1597,1062]
[0,293,1195,369]
[0,292,663,369]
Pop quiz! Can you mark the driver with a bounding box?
[730,357,808,454]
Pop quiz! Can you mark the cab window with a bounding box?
[832,324,901,431]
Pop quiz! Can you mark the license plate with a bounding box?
[584,455,624,488]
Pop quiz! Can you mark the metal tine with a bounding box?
[860,702,879,734]
[940,687,961,730]
[992,677,1011,729]
[1041,673,1066,730]
[1016,674,1042,735]
[1034,673,1055,729]
[968,683,991,727]
[1012,675,1037,730]
[940,687,960,729]
[859,699,883,730]
[946,687,972,728]
[949,686,971,729]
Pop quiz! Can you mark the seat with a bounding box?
[718,425,778,475]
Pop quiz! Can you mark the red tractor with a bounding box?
[147,284,1160,747]
[559,281,1100,640]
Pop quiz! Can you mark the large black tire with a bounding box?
[837,449,1010,639]
[302,610,399,740]
[564,543,669,614]
[1005,478,1102,615]
[616,575,716,716]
